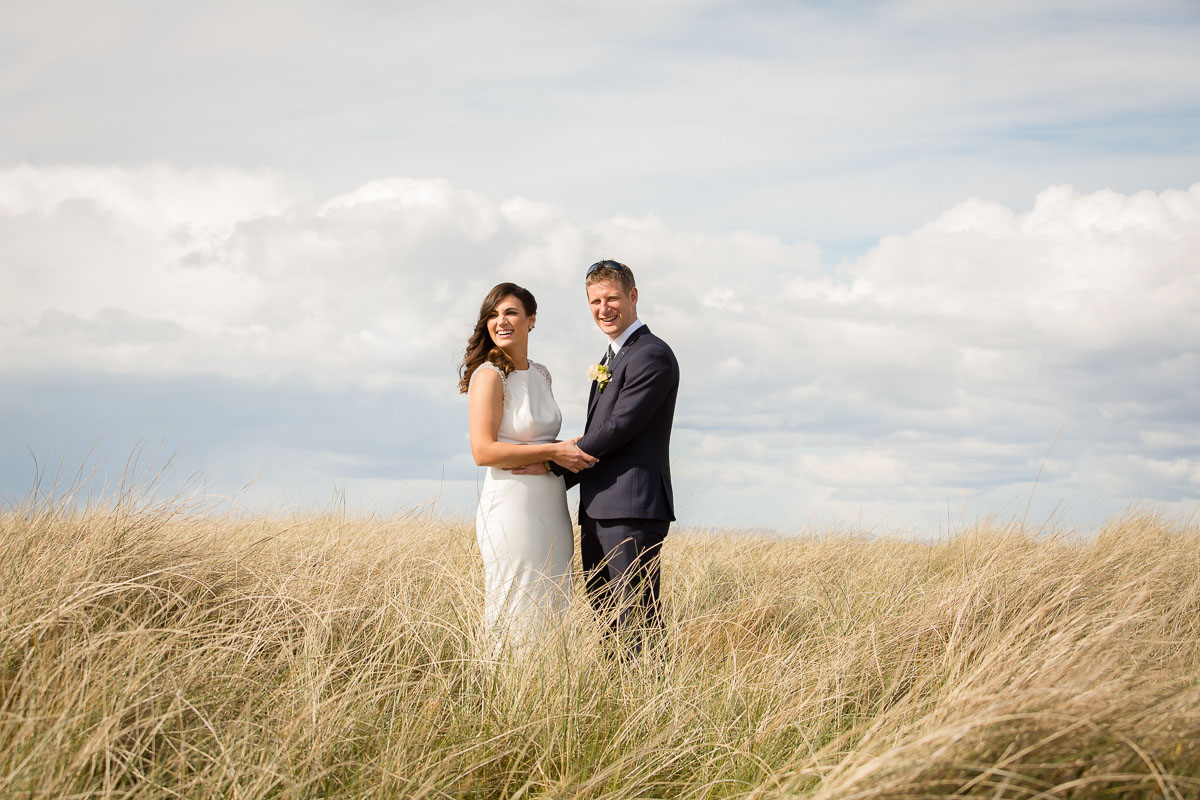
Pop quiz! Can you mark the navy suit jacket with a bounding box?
[571,325,679,521]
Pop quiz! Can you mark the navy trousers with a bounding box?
[579,514,669,648]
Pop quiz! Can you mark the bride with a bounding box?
[458,283,596,647]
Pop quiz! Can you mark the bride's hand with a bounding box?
[552,440,598,473]
[509,462,549,476]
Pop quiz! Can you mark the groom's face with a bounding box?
[586,279,638,339]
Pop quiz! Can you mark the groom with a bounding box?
[560,259,679,647]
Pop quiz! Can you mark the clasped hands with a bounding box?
[509,437,596,475]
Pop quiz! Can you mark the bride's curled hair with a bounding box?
[458,282,538,394]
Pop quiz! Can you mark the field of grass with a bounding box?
[2,490,1198,798]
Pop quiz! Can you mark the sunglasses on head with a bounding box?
[585,260,631,277]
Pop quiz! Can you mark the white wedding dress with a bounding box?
[472,361,573,649]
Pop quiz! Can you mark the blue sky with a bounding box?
[2,1,1198,533]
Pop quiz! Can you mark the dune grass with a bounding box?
[2,491,1198,798]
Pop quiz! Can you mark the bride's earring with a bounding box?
[529,325,535,332]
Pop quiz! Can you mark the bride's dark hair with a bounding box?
[458,282,538,394]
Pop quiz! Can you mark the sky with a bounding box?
[2,0,1199,535]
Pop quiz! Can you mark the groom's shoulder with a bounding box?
[637,326,675,355]
[629,327,678,371]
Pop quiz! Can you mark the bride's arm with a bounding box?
[469,368,595,471]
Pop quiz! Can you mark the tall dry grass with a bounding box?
[2,490,1198,798]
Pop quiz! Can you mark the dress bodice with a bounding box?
[472,361,561,445]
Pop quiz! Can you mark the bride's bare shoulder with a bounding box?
[468,362,509,405]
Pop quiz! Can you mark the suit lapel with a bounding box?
[586,380,598,427]
[612,326,648,370]
[585,326,651,427]
[585,346,607,427]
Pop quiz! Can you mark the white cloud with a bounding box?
[3,2,1198,246]
[1,165,1198,531]
[796,451,909,489]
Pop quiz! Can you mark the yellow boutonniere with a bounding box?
[588,363,612,393]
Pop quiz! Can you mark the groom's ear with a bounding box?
[629,287,638,306]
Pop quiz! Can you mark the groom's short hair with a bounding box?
[585,260,636,294]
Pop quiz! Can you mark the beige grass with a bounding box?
[2,492,1198,798]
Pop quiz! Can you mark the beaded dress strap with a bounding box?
[529,360,552,387]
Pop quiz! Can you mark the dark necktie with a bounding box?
[602,345,614,366]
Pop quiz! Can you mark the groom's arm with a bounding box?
[576,345,678,457]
